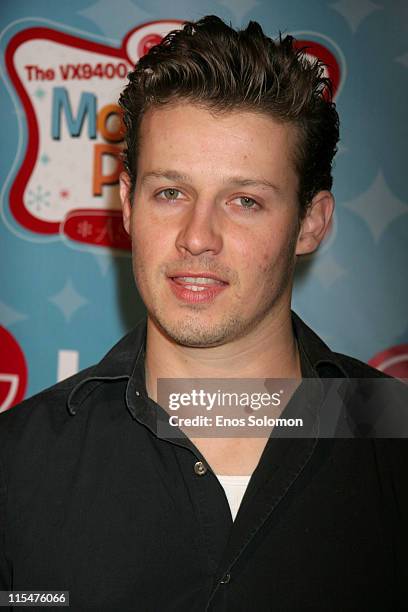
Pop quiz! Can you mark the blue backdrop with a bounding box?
[1,0,407,411]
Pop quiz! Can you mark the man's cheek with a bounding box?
[132,226,154,255]
[259,250,277,274]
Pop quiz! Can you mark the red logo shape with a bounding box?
[62,208,131,250]
[369,344,408,379]
[138,33,163,57]
[294,40,341,98]
[0,326,28,412]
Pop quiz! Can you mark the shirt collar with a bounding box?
[67,310,348,417]
[291,311,348,379]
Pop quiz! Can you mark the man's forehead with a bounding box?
[136,103,300,193]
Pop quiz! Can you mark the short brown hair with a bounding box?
[119,15,340,218]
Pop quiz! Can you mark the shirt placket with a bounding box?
[127,364,235,599]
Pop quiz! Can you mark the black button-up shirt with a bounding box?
[0,311,407,611]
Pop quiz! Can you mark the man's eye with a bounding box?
[233,196,259,210]
[157,188,181,201]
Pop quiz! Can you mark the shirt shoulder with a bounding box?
[0,365,99,457]
[330,350,407,405]
[0,320,147,462]
[329,351,390,379]
[1,363,95,419]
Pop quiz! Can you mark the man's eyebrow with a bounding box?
[141,170,191,183]
[226,176,281,193]
[141,170,281,193]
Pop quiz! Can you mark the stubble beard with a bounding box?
[132,234,297,349]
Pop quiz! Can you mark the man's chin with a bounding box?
[150,311,243,348]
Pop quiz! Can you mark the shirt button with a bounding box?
[194,460,207,476]
[220,573,231,584]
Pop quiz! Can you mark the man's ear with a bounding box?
[119,171,132,235]
[296,190,335,256]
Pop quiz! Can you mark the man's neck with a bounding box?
[144,308,302,402]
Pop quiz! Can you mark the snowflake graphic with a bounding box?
[77,220,93,238]
[26,185,51,211]
[34,87,46,99]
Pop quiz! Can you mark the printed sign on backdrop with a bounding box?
[5,22,342,253]
[5,20,182,251]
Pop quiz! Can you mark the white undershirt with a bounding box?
[216,474,252,521]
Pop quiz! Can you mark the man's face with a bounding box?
[121,103,304,347]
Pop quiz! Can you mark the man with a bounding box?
[0,15,407,611]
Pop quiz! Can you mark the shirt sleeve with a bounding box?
[0,456,11,589]
[390,440,408,609]
[375,439,408,610]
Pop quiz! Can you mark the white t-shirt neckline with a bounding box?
[216,473,252,521]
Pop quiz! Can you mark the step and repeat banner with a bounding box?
[1,0,407,410]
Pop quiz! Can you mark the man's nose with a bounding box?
[175,200,223,257]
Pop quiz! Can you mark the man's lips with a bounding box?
[166,273,229,303]
[168,272,228,285]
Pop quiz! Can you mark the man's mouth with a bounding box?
[171,276,227,291]
[167,274,229,303]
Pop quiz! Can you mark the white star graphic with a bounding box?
[312,253,347,289]
[218,0,260,24]
[92,253,112,276]
[78,0,151,38]
[337,144,348,155]
[330,0,382,33]
[342,171,407,242]
[0,301,27,326]
[49,279,88,322]
[395,52,408,68]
